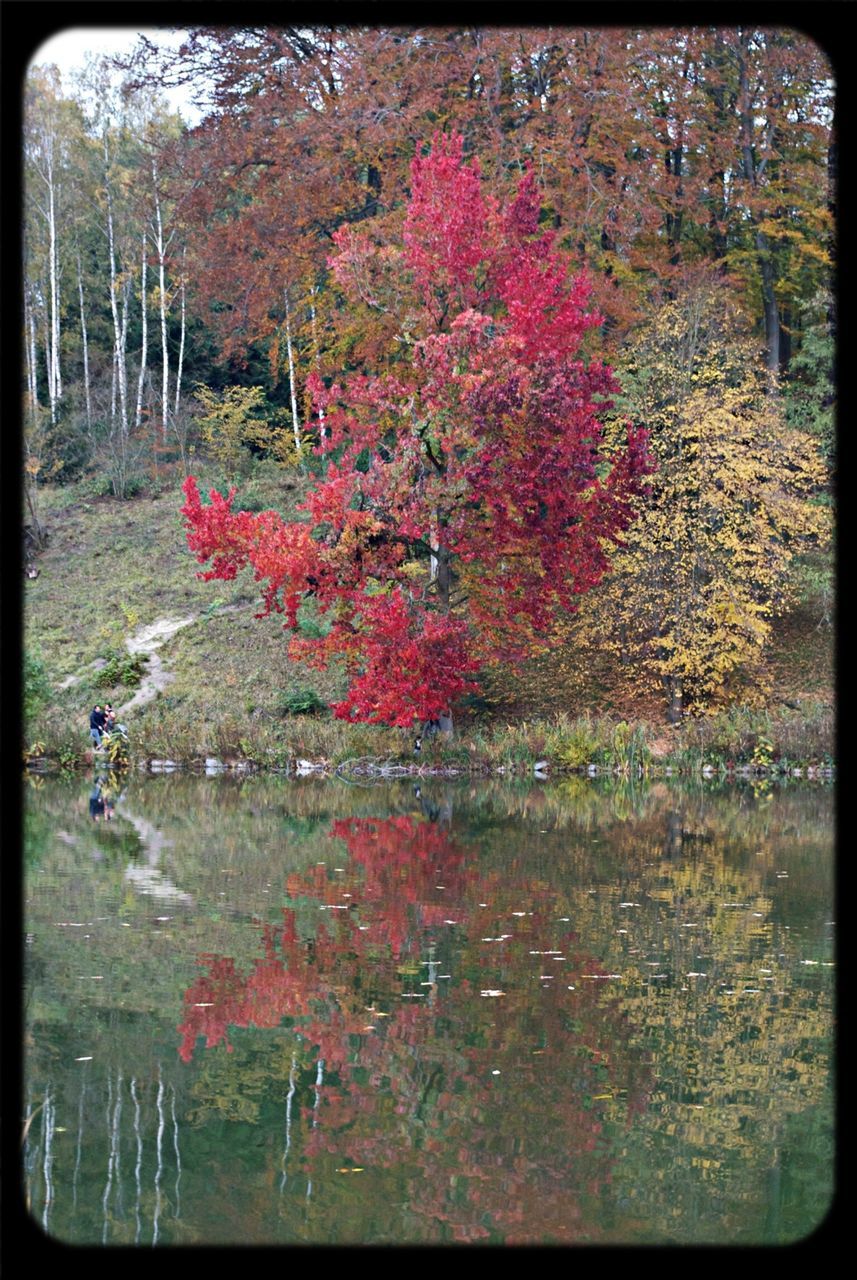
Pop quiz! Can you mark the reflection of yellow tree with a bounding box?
[562,838,833,1244]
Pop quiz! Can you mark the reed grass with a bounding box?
[25,702,835,776]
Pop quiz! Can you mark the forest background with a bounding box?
[18,22,837,775]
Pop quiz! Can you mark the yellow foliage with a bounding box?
[575,279,831,716]
[194,383,272,479]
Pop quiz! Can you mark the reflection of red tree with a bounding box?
[177,814,653,1241]
[325,817,469,956]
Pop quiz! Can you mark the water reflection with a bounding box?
[23,773,834,1244]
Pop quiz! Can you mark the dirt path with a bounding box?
[118,805,194,904]
[58,606,246,712]
[113,615,197,715]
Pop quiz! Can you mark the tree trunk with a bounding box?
[738,30,781,376]
[41,301,53,423]
[174,249,186,420]
[665,674,683,724]
[152,161,170,441]
[665,143,684,270]
[36,127,63,419]
[757,232,781,375]
[283,287,301,454]
[435,540,452,612]
[76,254,93,432]
[104,137,128,439]
[134,231,148,432]
[826,96,837,350]
[24,293,40,426]
[309,286,327,447]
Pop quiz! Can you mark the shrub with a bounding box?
[95,648,147,690]
[552,715,601,769]
[277,686,328,716]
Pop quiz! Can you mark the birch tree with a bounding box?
[24,67,72,428]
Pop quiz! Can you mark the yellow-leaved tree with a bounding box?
[573,275,830,721]
[194,384,301,480]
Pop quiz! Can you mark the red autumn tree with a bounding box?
[181,133,653,729]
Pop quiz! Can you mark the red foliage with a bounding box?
[181,134,653,726]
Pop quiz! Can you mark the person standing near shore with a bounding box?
[89,705,106,748]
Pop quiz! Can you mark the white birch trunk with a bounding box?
[120,275,131,419]
[104,135,128,436]
[24,294,39,425]
[151,160,170,441]
[76,254,92,431]
[430,511,440,583]
[41,300,54,423]
[310,286,326,447]
[47,168,62,407]
[173,249,186,420]
[284,287,301,454]
[36,121,63,416]
[26,94,63,427]
[135,231,148,432]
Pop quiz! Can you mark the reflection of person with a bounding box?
[89,705,106,748]
[89,781,105,820]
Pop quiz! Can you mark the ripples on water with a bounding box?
[22,772,834,1245]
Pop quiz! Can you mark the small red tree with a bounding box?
[182,134,652,728]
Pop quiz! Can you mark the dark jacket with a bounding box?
[90,708,106,731]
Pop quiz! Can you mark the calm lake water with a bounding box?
[22,770,834,1246]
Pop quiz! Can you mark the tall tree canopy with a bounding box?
[181,135,653,727]
[144,25,833,372]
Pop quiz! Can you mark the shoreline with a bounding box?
[23,750,836,783]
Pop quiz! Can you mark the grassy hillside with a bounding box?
[22,460,835,772]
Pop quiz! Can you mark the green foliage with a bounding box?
[751,733,775,770]
[783,292,835,472]
[118,601,139,631]
[551,716,601,769]
[201,598,226,622]
[85,469,146,500]
[794,556,834,630]
[95,647,147,690]
[607,719,652,773]
[296,599,331,640]
[277,686,328,717]
[24,648,53,726]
